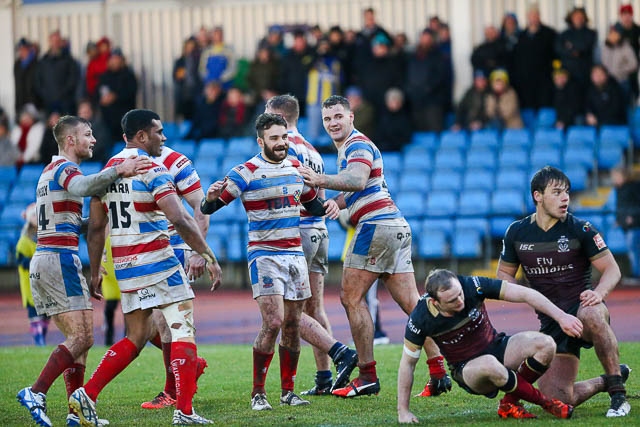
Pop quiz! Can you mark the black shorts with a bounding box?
[450,332,510,398]
[540,302,593,359]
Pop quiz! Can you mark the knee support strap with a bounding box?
[160,302,195,340]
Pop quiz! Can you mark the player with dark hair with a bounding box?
[69,109,222,426]
[265,94,357,396]
[300,95,449,397]
[140,137,212,410]
[497,165,631,417]
[398,269,579,423]
[17,115,149,427]
[201,113,340,410]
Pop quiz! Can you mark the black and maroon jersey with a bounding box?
[500,213,609,325]
[404,275,505,364]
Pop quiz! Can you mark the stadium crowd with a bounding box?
[5,3,640,165]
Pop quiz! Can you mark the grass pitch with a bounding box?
[1,343,638,426]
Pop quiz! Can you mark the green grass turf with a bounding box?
[1,343,638,426]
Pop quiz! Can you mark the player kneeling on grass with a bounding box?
[397,269,583,423]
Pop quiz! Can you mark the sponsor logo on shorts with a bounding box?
[44,298,58,309]
[138,288,156,301]
[29,272,41,279]
[369,257,376,265]
[262,275,274,288]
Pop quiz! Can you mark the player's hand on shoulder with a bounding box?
[117,155,153,177]
[206,178,228,202]
[299,165,319,186]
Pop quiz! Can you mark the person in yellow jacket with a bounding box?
[101,235,121,346]
[16,202,50,346]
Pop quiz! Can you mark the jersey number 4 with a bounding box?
[108,201,132,229]
[38,204,49,230]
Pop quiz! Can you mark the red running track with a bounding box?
[1,286,639,347]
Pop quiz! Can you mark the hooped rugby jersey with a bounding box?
[287,129,325,228]
[155,146,203,250]
[101,148,181,292]
[35,156,86,253]
[218,153,318,261]
[404,275,505,364]
[337,129,402,226]
[500,212,609,324]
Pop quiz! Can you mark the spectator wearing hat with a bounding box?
[173,36,202,121]
[352,7,393,86]
[555,7,597,95]
[471,25,508,76]
[405,28,448,132]
[501,12,521,79]
[199,26,236,90]
[258,25,287,59]
[485,69,523,130]
[33,30,79,116]
[602,25,638,106]
[359,33,404,122]
[512,5,557,110]
[98,47,138,142]
[10,103,46,167]
[14,38,40,118]
[278,30,315,117]
[552,62,583,130]
[85,37,111,106]
[614,4,640,100]
[346,86,376,140]
[452,69,489,131]
[586,64,627,127]
[375,87,413,152]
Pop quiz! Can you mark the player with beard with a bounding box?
[497,166,631,418]
[265,94,357,396]
[200,113,340,410]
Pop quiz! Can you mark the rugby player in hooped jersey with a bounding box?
[17,115,150,427]
[265,94,358,396]
[139,142,212,411]
[299,95,449,398]
[200,113,340,411]
[497,166,631,418]
[69,109,221,426]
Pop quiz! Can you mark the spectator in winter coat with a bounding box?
[485,69,523,130]
[585,64,627,127]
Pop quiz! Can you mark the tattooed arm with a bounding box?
[299,162,369,192]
